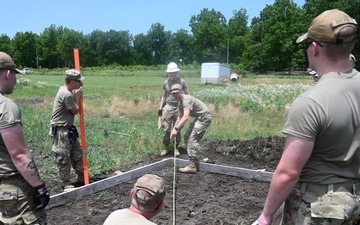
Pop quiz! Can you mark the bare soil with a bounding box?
[46,136,285,225]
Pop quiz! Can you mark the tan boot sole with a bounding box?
[179,167,197,173]
[175,149,180,157]
[160,150,168,156]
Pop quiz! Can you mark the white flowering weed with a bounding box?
[195,83,311,112]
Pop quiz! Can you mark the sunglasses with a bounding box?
[305,39,323,50]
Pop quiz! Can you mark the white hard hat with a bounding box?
[166,62,180,73]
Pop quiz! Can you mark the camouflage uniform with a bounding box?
[282,182,360,224]
[161,78,189,150]
[179,95,211,159]
[50,85,84,186]
[0,176,47,225]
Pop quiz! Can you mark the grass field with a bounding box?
[13,71,314,180]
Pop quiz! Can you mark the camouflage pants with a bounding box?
[51,127,83,183]
[184,112,212,159]
[0,176,47,225]
[161,104,181,149]
[282,182,360,225]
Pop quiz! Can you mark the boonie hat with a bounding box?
[166,62,180,73]
[170,84,182,94]
[133,174,166,205]
[0,52,24,74]
[296,9,357,44]
[65,69,84,81]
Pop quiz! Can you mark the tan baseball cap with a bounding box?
[170,84,182,94]
[133,174,166,205]
[0,52,24,74]
[296,9,357,44]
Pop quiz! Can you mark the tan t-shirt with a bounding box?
[162,77,188,105]
[179,94,209,118]
[103,209,157,225]
[0,95,22,176]
[50,86,77,128]
[283,70,360,184]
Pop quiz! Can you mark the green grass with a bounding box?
[12,71,313,186]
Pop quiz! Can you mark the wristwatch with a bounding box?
[174,127,179,131]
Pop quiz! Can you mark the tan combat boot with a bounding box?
[179,159,197,173]
[160,149,168,156]
[62,182,75,192]
[174,148,180,157]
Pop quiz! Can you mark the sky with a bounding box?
[2,0,305,38]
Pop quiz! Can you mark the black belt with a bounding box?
[167,102,179,107]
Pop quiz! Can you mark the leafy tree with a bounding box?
[83,30,106,67]
[243,0,306,71]
[37,24,62,68]
[227,8,250,64]
[189,8,227,63]
[147,23,171,65]
[169,29,194,64]
[12,32,38,68]
[133,33,152,65]
[0,34,12,55]
[57,28,85,68]
[94,30,134,66]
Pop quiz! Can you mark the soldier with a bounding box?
[0,52,49,224]
[50,69,85,191]
[103,174,166,225]
[158,62,189,157]
[257,9,360,224]
[170,84,212,173]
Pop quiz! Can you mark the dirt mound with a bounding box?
[47,136,285,225]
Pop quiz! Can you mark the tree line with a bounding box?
[0,0,359,73]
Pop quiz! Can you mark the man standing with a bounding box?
[50,69,84,191]
[257,9,360,224]
[0,52,49,224]
[103,174,166,225]
[170,84,211,173]
[158,62,189,157]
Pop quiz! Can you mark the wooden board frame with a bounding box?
[46,157,282,223]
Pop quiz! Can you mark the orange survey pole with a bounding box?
[74,48,90,185]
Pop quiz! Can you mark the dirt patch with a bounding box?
[15,97,44,106]
[46,136,285,225]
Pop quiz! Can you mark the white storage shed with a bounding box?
[201,63,231,84]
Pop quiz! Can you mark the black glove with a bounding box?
[32,183,50,211]
[158,109,162,116]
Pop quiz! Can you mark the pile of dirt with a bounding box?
[47,136,285,225]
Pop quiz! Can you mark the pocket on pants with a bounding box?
[311,192,355,220]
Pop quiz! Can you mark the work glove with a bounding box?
[32,183,50,211]
[158,109,162,116]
